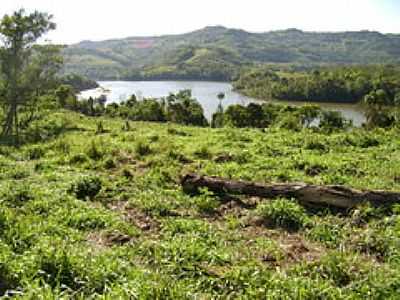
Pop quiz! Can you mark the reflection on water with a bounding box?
[79,81,366,126]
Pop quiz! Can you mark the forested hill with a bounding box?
[63,26,400,80]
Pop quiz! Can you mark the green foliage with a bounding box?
[134,140,152,157]
[59,73,99,92]
[234,65,400,108]
[1,109,400,298]
[95,120,106,134]
[86,140,105,160]
[257,198,310,231]
[165,90,208,126]
[194,188,219,214]
[319,111,350,132]
[0,9,60,143]
[69,176,102,200]
[63,26,400,81]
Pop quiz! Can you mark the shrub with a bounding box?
[38,250,80,290]
[319,111,349,131]
[103,157,116,169]
[53,139,71,154]
[25,146,46,160]
[69,153,90,164]
[256,198,309,231]
[134,140,152,157]
[3,184,34,207]
[128,99,165,122]
[69,176,102,200]
[0,209,8,233]
[194,188,219,214]
[121,168,134,179]
[95,120,106,134]
[165,90,208,126]
[277,114,302,131]
[304,139,327,152]
[86,141,105,160]
[0,263,15,296]
[193,145,212,160]
[303,252,364,287]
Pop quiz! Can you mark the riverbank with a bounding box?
[79,81,366,125]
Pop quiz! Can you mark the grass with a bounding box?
[0,110,400,298]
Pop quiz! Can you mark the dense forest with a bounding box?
[63,26,400,80]
[2,8,400,299]
[234,65,400,103]
[60,73,99,92]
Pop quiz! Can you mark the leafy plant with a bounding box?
[256,198,310,231]
[69,176,102,200]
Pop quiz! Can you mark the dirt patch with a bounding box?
[217,200,248,217]
[214,196,260,217]
[278,234,323,264]
[214,153,235,163]
[108,201,160,232]
[239,219,324,267]
[115,151,137,165]
[88,230,134,248]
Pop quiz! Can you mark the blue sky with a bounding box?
[1,0,399,44]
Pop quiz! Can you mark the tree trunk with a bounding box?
[181,173,400,208]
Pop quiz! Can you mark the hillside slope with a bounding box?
[1,111,400,297]
[63,26,400,80]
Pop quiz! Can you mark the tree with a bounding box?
[217,92,225,102]
[319,111,349,132]
[224,105,250,128]
[363,89,394,127]
[55,84,76,108]
[0,9,56,144]
[165,90,208,126]
[211,102,224,128]
[298,104,321,127]
[211,92,225,128]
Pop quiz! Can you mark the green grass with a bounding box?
[1,110,400,298]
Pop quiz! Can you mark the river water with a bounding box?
[79,81,366,126]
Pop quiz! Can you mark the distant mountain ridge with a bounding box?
[63,26,400,80]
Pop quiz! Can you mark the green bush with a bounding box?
[69,176,102,200]
[38,250,81,290]
[134,140,152,157]
[95,120,106,134]
[3,185,34,207]
[256,198,309,231]
[69,153,90,164]
[319,111,350,131]
[25,146,46,160]
[86,140,105,160]
[103,157,116,169]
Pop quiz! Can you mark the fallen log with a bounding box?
[181,173,400,208]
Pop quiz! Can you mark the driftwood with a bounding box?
[181,173,400,208]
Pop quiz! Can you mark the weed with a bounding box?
[134,140,152,157]
[69,176,102,200]
[257,198,310,231]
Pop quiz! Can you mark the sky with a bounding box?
[0,0,399,44]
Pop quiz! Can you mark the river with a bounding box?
[79,81,366,126]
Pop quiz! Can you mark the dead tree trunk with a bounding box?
[181,173,400,208]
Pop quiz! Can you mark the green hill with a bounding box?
[63,26,400,80]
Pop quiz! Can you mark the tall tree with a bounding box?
[0,9,56,144]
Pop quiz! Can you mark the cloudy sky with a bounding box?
[1,0,399,44]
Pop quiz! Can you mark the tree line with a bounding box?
[234,66,400,104]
